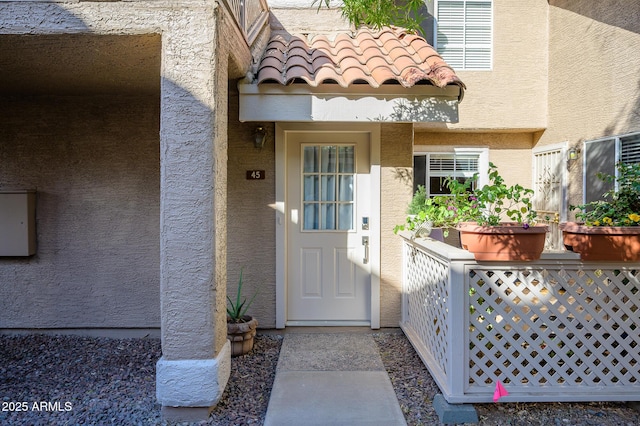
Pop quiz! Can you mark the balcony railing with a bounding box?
[222,0,269,44]
[400,234,640,403]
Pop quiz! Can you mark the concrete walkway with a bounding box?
[264,332,407,426]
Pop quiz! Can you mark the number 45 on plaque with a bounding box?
[246,170,265,180]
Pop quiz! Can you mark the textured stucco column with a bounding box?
[154,4,230,421]
[0,0,235,421]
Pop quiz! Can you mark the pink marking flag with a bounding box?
[493,381,509,402]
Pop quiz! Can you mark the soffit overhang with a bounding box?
[239,26,465,123]
[239,82,461,123]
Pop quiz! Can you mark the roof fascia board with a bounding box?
[239,82,461,123]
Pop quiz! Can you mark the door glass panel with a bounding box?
[303,203,319,230]
[320,146,337,173]
[338,175,353,201]
[320,204,335,229]
[302,144,355,231]
[338,204,353,230]
[304,176,319,201]
[303,146,319,173]
[321,175,336,201]
[338,146,354,173]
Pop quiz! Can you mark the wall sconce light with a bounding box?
[568,147,580,161]
[254,126,266,149]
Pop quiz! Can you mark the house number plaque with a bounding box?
[246,170,265,180]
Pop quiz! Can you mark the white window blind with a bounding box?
[621,133,640,164]
[436,0,492,70]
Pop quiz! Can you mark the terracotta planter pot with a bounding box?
[227,316,258,357]
[560,222,640,261]
[458,222,548,261]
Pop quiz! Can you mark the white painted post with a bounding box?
[448,259,469,402]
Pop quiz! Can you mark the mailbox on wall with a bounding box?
[0,190,36,256]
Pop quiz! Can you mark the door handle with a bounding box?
[362,236,369,264]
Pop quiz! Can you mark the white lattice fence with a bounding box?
[402,242,451,380]
[400,235,640,403]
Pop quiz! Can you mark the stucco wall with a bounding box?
[539,0,640,208]
[227,82,277,328]
[444,0,548,132]
[0,95,160,328]
[380,123,414,327]
[544,0,640,143]
[414,131,535,188]
[269,0,351,34]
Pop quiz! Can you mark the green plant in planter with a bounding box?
[454,164,547,261]
[227,268,258,323]
[394,179,479,236]
[570,162,640,226]
[465,162,537,226]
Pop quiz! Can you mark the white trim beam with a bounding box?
[239,82,461,123]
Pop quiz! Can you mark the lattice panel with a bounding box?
[467,267,640,391]
[404,244,450,377]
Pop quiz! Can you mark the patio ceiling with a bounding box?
[239,26,465,123]
[0,34,160,96]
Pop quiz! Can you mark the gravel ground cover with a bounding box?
[1,332,639,425]
[373,332,640,426]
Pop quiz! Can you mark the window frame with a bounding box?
[413,147,489,197]
[434,0,494,71]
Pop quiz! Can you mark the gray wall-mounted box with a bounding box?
[0,190,36,256]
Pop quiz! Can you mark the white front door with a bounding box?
[286,131,372,324]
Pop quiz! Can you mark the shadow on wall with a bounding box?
[550,0,640,135]
[550,0,640,34]
[392,167,413,186]
[0,2,218,330]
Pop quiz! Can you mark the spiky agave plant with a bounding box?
[227,268,258,323]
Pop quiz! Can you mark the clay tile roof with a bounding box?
[256,26,465,92]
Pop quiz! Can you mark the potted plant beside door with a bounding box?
[561,162,640,261]
[227,268,259,357]
[456,163,548,261]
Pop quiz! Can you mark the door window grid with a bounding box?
[302,145,355,231]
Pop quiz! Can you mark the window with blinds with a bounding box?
[436,0,493,70]
[583,132,640,204]
[414,153,479,196]
[621,133,640,164]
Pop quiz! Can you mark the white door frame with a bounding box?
[275,122,381,329]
